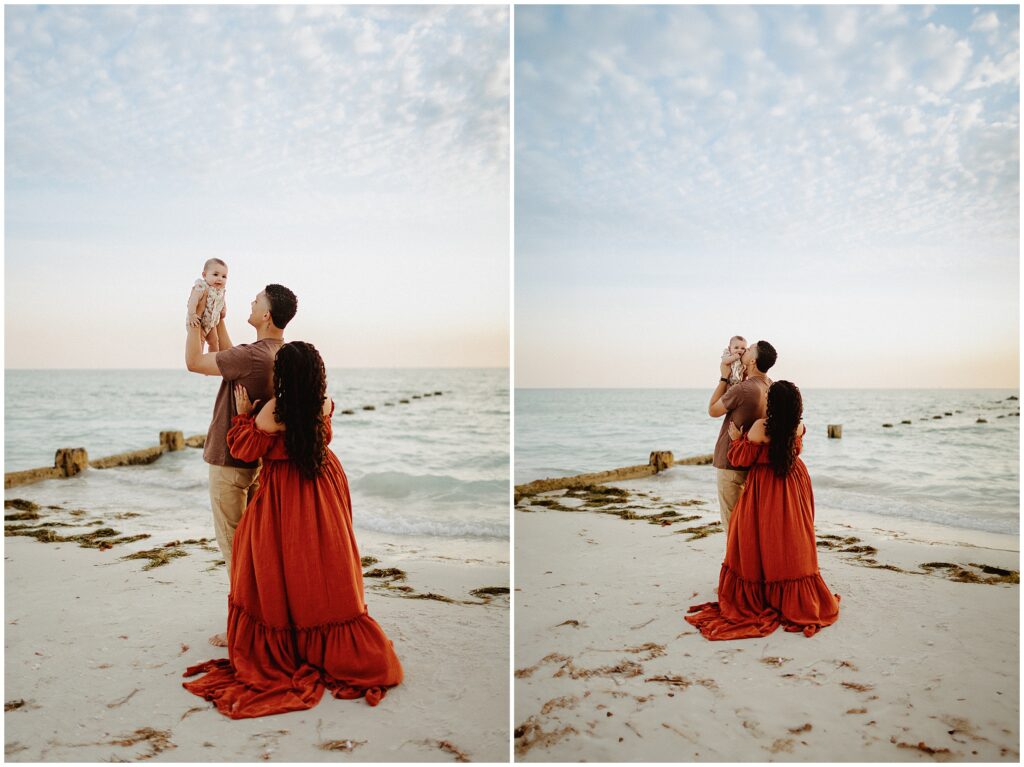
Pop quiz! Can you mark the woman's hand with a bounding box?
[234,384,253,415]
[728,420,743,440]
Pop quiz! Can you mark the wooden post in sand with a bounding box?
[827,424,843,439]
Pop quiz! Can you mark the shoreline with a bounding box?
[513,469,1019,762]
[4,497,509,762]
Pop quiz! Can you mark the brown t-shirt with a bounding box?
[203,338,284,468]
[713,376,772,470]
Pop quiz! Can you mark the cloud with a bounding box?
[5,5,509,197]
[970,11,1000,33]
[516,5,1019,275]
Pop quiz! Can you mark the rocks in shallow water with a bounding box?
[901,420,912,424]
[882,423,893,428]
[932,415,942,420]
[341,409,355,415]
[977,418,988,424]
[399,399,410,404]
[1008,396,1018,401]
[434,391,443,396]
[944,412,953,416]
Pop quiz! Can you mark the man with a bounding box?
[708,340,777,531]
[185,283,298,646]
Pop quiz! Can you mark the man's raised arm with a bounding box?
[185,323,221,376]
[708,360,732,417]
[216,317,234,352]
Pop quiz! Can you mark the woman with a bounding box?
[686,380,840,640]
[183,341,403,718]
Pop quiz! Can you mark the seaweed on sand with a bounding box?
[673,522,723,541]
[920,562,1019,585]
[318,739,366,753]
[121,546,188,570]
[5,511,41,521]
[515,716,578,758]
[4,499,40,512]
[363,567,407,581]
[469,586,510,600]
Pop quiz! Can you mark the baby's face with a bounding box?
[730,339,747,356]
[204,264,228,289]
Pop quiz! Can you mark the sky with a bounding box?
[515,5,1020,388]
[5,4,509,369]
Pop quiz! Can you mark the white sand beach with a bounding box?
[514,469,1019,762]
[4,500,509,762]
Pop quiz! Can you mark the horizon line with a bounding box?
[514,385,1020,391]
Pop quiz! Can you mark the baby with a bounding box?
[721,335,747,385]
[186,258,228,352]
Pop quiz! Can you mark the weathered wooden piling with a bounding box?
[159,431,185,451]
[515,450,710,503]
[5,430,206,489]
[827,425,843,439]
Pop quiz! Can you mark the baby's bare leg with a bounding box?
[205,327,220,353]
[195,290,208,321]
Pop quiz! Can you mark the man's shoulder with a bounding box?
[740,376,770,391]
[247,338,284,359]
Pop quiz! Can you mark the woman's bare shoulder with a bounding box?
[255,397,284,433]
[747,418,769,443]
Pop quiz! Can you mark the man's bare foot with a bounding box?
[208,632,228,647]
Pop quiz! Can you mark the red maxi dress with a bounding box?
[686,432,840,640]
[182,402,403,718]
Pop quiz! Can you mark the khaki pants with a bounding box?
[208,464,260,577]
[717,468,749,531]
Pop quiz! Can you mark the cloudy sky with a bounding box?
[516,5,1019,388]
[6,5,509,369]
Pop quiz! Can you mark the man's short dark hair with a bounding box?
[754,340,777,373]
[264,284,297,329]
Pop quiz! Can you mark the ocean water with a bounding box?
[515,388,1020,536]
[4,368,509,545]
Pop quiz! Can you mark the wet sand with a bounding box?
[514,472,1019,762]
[4,498,509,762]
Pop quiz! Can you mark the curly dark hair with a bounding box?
[765,380,803,478]
[753,340,778,373]
[264,284,298,329]
[272,341,328,480]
